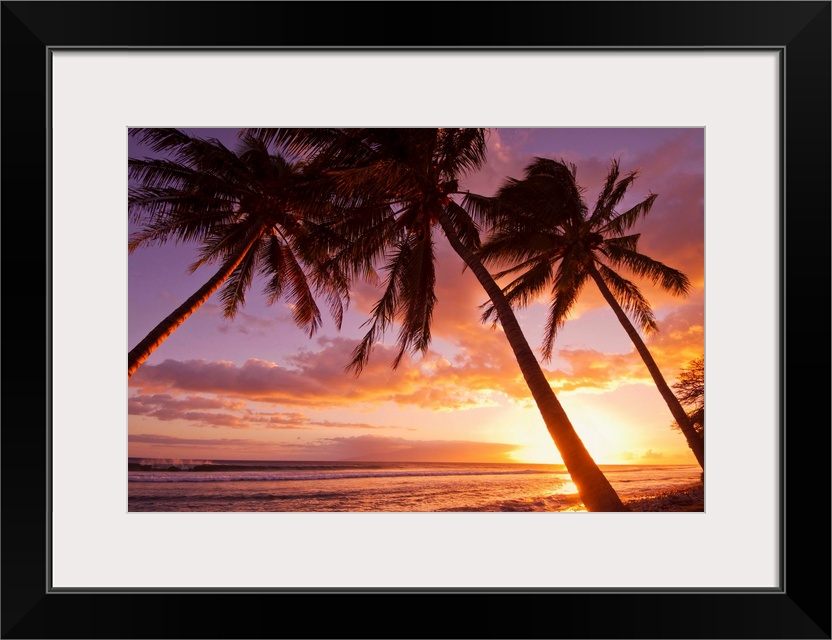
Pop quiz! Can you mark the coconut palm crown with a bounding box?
[478,157,704,468]
[127,128,351,378]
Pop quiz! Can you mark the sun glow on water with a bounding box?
[551,480,578,495]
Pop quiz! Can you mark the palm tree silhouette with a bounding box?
[250,128,627,511]
[478,157,704,469]
[128,128,351,378]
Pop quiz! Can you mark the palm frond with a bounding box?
[498,178,561,222]
[601,244,691,296]
[592,158,621,215]
[597,193,658,236]
[392,233,437,369]
[128,185,238,221]
[246,128,341,155]
[132,129,252,186]
[480,256,556,324]
[435,128,488,177]
[127,215,223,253]
[443,200,481,251]
[346,238,412,375]
[218,238,261,319]
[604,170,639,211]
[260,234,286,304]
[277,240,323,335]
[188,221,258,272]
[541,265,590,360]
[478,225,565,271]
[460,191,501,225]
[598,233,641,254]
[129,127,195,153]
[128,158,201,191]
[328,160,416,205]
[129,205,240,252]
[495,170,585,227]
[595,263,658,335]
[522,156,579,186]
[296,225,353,332]
[313,265,348,331]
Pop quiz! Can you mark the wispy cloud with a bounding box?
[129,393,398,430]
[128,433,521,463]
[129,433,259,447]
[130,336,525,411]
[275,434,521,463]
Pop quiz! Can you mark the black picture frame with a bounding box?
[2,2,829,638]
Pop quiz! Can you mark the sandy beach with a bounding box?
[624,482,704,512]
[130,461,704,512]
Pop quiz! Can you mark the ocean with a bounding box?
[128,459,702,512]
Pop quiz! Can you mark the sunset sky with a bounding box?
[127,127,704,465]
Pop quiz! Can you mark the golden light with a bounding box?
[505,399,647,465]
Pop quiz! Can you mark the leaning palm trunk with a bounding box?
[587,265,705,469]
[437,210,627,512]
[128,234,259,378]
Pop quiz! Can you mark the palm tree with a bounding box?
[250,128,627,512]
[478,157,705,469]
[127,128,351,378]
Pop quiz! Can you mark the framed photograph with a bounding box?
[3,2,829,638]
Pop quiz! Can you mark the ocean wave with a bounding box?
[128,467,555,483]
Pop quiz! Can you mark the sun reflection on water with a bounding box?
[550,480,578,495]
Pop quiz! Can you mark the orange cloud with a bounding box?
[640,299,705,373]
[543,299,704,393]
[132,293,701,416]
[544,349,646,393]
[130,333,530,411]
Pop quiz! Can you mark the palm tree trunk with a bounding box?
[587,264,705,469]
[128,237,258,379]
[436,210,627,512]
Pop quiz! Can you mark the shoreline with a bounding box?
[624,482,704,512]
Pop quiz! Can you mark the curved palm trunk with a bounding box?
[128,236,258,379]
[436,211,627,512]
[587,265,705,469]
